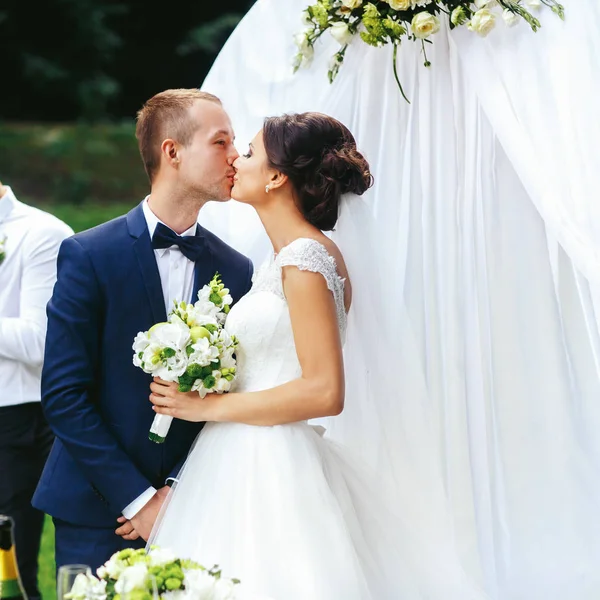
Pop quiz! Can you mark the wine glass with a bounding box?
[56,564,91,600]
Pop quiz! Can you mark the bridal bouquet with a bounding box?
[294,0,565,101]
[65,547,259,600]
[132,273,238,443]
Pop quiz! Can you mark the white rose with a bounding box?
[114,564,148,594]
[341,0,362,8]
[213,578,237,600]
[387,0,411,10]
[468,8,496,37]
[330,21,353,45]
[502,9,519,27]
[411,12,440,39]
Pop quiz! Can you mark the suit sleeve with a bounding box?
[41,237,153,512]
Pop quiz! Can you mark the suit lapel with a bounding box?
[127,202,167,324]
[192,225,215,303]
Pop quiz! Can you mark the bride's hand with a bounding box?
[149,377,218,422]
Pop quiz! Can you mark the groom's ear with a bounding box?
[161,139,180,168]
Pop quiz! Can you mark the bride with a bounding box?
[144,111,486,599]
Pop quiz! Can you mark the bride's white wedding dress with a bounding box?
[150,237,486,600]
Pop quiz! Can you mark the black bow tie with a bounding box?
[151,222,204,262]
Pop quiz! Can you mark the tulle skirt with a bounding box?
[150,421,488,600]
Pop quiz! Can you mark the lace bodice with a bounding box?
[224,238,347,393]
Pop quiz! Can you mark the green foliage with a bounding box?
[0,122,147,207]
[178,13,244,55]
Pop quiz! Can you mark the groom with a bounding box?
[33,89,253,571]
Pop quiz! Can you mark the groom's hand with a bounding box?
[115,486,170,541]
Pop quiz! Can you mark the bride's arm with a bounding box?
[149,267,345,426]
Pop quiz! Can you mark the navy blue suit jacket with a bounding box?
[33,202,253,527]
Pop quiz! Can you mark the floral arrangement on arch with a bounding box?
[293,0,565,102]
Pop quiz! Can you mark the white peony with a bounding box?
[468,8,496,36]
[341,0,362,8]
[114,563,148,594]
[502,8,519,27]
[411,11,440,39]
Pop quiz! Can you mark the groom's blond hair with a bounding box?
[136,88,222,182]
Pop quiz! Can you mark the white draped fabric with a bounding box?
[198,1,600,597]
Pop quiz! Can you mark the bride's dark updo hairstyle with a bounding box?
[262,112,373,231]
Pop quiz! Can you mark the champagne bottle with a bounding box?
[0,516,27,600]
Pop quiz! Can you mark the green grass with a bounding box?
[35,201,139,599]
[39,516,56,600]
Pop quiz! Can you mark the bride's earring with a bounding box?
[265,185,270,194]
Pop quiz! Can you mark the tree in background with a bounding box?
[0,0,253,122]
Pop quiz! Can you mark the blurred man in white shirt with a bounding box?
[0,181,73,600]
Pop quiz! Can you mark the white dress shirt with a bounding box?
[0,187,73,408]
[122,197,198,519]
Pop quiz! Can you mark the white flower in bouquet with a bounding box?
[213,577,238,600]
[330,21,353,45]
[148,547,177,568]
[411,11,440,39]
[474,0,496,9]
[526,0,541,9]
[182,569,219,597]
[468,8,496,37]
[65,572,107,600]
[293,31,314,68]
[502,9,520,27]
[451,6,469,26]
[341,0,362,9]
[114,563,149,595]
[387,0,411,11]
[412,0,435,6]
[188,336,220,366]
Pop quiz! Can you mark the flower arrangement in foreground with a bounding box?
[294,0,565,102]
[65,547,264,600]
[132,273,238,443]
